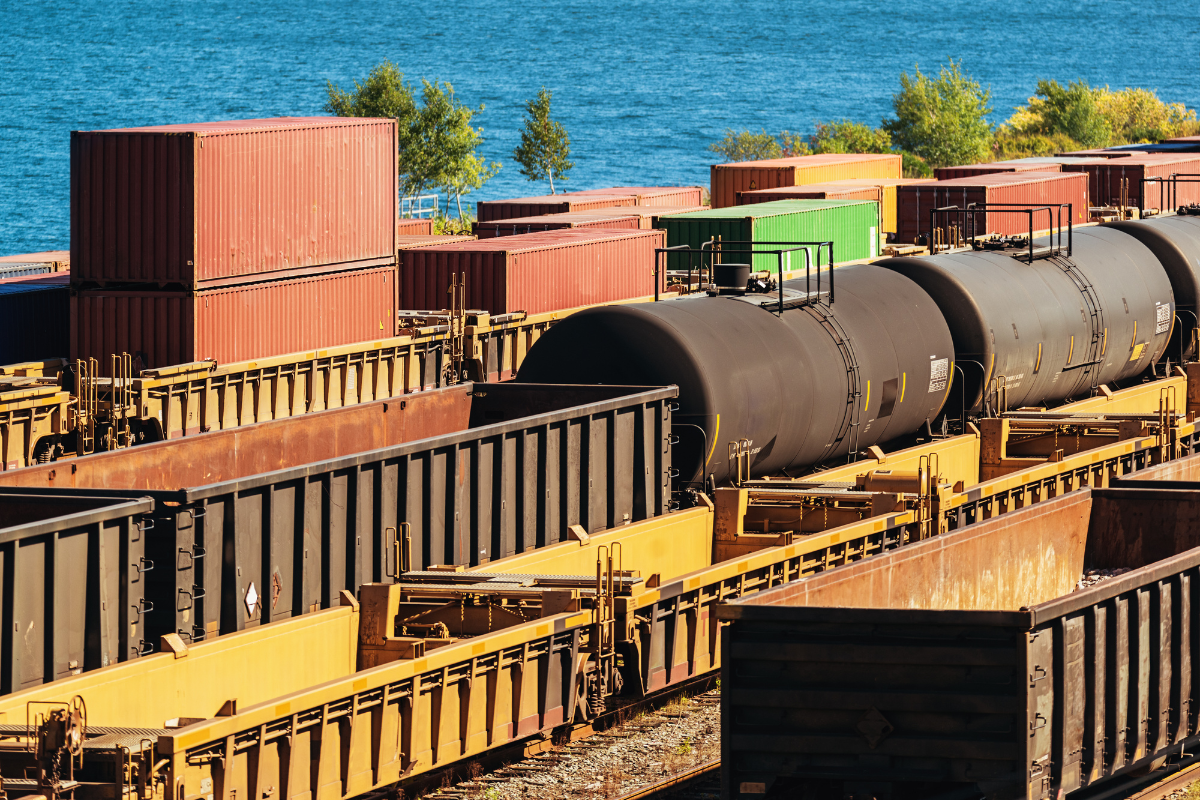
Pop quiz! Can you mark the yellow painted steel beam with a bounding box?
[1056,375,1185,414]
[475,505,714,584]
[0,603,361,730]
[812,432,981,488]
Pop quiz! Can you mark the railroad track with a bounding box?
[610,759,720,800]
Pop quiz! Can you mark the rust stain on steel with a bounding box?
[72,117,398,287]
[750,490,1093,612]
[0,385,474,491]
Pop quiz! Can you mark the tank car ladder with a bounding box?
[1050,254,1106,397]
[805,301,864,464]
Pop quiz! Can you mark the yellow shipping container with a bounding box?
[709,153,902,208]
[734,177,931,234]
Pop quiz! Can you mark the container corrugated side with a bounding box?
[0,251,70,270]
[397,218,434,236]
[476,194,637,223]
[0,278,70,363]
[896,172,1089,244]
[710,154,902,209]
[934,160,1064,180]
[474,212,642,239]
[736,179,929,233]
[397,235,476,249]
[71,117,398,287]
[564,186,705,206]
[1062,154,1200,209]
[660,200,879,273]
[71,265,397,369]
[399,228,666,315]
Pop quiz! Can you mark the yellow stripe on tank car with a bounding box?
[706,414,720,466]
[1131,320,1137,348]
[900,373,906,403]
[1102,327,1107,357]
[1068,336,1074,365]
[1035,343,1042,373]
[864,380,870,412]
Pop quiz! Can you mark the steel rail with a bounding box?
[610,759,721,800]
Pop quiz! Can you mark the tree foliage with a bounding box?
[708,129,782,162]
[883,60,994,168]
[810,120,892,154]
[325,63,498,218]
[513,88,573,194]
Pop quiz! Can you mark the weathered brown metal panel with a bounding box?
[71,118,398,286]
[475,194,637,223]
[71,265,397,369]
[0,495,153,694]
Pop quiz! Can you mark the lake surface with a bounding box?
[2,0,1198,254]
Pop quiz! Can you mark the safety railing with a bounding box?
[929,203,1073,262]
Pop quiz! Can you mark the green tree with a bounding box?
[708,129,782,162]
[513,88,574,193]
[884,60,994,168]
[779,131,812,157]
[414,80,500,218]
[1030,80,1110,148]
[810,120,892,154]
[326,64,498,219]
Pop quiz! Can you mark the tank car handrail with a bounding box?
[660,240,834,309]
[1155,173,1200,214]
[930,203,1073,261]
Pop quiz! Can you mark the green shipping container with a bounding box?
[659,199,879,275]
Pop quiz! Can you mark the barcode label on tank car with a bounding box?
[928,357,948,393]
[1156,302,1171,334]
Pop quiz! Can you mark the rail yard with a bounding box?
[4,117,1200,800]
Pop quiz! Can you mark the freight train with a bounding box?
[517,215,1200,486]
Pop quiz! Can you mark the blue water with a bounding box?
[2,0,1198,254]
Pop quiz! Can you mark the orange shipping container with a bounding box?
[399,228,666,315]
[563,186,705,206]
[476,194,636,223]
[72,266,397,370]
[895,172,1089,245]
[71,118,398,288]
[710,153,902,209]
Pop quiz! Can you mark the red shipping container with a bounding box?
[1056,148,1134,158]
[736,183,882,204]
[1061,154,1200,210]
[72,266,397,370]
[399,228,666,315]
[475,212,642,239]
[895,172,1089,245]
[934,161,1064,180]
[563,186,705,206]
[476,194,637,223]
[397,218,434,236]
[71,117,398,288]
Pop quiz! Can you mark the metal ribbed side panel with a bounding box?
[72,119,397,286]
[1064,156,1200,209]
[73,266,396,369]
[0,283,69,363]
[476,195,637,223]
[475,214,642,239]
[399,230,665,314]
[711,155,902,208]
[396,218,434,236]
[896,173,1089,244]
[934,162,1064,180]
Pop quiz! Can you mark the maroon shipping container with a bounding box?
[475,194,636,223]
[896,172,1089,244]
[72,117,399,288]
[474,212,642,239]
[399,228,666,315]
[397,218,434,236]
[1061,154,1200,210]
[72,265,397,369]
[563,186,705,206]
[1057,148,1134,158]
[397,235,476,248]
[934,160,1064,180]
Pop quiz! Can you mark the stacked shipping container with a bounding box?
[895,171,1089,244]
[735,178,928,235]
[560,186,705,206]
[69,117,401,368]
[398,228,666,315]
[474,206,705,238]
[659,199,880,273]
[1060,153,1200,209]
[709,153,902,209]
[0,274,70,364]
